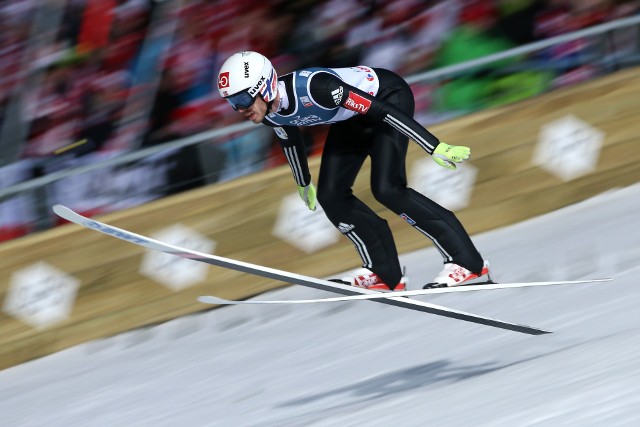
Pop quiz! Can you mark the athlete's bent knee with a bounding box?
[371,183,404,208]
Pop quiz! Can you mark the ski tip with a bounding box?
[52,204,75,219]
[52,204,66,215]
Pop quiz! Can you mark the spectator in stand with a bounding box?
[431,0,515,112]
[143,69,182,146]
[165,4,215,105]
[359,2,415,73]
[0,1,32,103]
[610,0,640,17]
[2,0,639,193]
[495,0,548,45]
[23,63,81,158]
[403,0,463,75]
[533,0,613,87]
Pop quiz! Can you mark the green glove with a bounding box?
[432,142,471,170]
[298,183,317,211]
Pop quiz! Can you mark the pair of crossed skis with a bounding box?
[53,205,612,336]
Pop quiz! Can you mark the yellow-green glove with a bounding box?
[432,142,471,170]
[298,183,317,211]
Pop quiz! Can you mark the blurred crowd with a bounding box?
[0,0,638,160]
[0,0,639,240]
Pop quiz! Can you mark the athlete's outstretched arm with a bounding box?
[309,72,440,154]
[310,72,471,169]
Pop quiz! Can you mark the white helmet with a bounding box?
[217,51,278,110]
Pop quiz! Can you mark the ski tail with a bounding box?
[198,277,612,305]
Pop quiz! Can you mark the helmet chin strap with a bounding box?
[265,91,280,115]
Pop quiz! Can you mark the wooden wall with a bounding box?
[1,67,639,370]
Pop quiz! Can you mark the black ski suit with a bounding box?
[263,66,483,287]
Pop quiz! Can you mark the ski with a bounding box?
[198,278,612,305]
[54,204,551,335]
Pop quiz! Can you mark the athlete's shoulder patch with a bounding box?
[331,86,343,105]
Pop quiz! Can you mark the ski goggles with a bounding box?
[225,89,257,111]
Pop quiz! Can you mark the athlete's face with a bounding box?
[238,96,268,124]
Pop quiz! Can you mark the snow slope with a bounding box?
[1,184,639,427]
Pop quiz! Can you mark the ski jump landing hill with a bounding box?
[0,67,639,369]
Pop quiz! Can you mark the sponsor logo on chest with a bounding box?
[344,91,371,114]
[290,115,322,126]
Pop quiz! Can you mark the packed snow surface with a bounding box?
[2,184,639,427]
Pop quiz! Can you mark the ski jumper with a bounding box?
[263,66,483,286]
